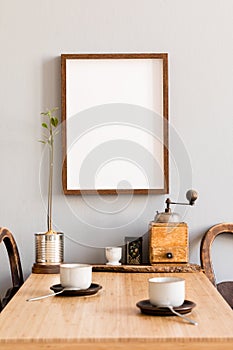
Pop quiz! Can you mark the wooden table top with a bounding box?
[0,271,233,350]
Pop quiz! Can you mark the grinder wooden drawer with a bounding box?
[149,222,188,264]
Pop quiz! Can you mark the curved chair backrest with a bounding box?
[0,227,24,310]
[200,223,233,286]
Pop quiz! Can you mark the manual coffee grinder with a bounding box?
[149,189,198,264]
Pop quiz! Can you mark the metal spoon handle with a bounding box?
[26,289,64,301]
[167,306,198,326]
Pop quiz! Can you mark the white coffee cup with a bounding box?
[60,263,92,289]
[105,247,122,266]
[148,276,185,307]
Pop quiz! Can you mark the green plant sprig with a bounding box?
[39,107,59,234]
[39,107,59,146]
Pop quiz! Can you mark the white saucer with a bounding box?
[106,262,121,266]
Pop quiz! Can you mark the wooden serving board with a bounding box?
[92,263,202,273]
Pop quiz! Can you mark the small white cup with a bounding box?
[105,247,122,266]
[60,263,92,289]
[148,276,185,307]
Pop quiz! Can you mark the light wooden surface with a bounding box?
[0,272,233,350]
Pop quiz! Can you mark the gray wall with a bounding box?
[1,0,233,295]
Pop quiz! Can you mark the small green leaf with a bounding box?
[51,117,58,127]
[50,118,55,127]
[38,140,46,144]
[42,111,50,116]
[42,123,48,129]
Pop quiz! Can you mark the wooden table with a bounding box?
[0,271,233,350]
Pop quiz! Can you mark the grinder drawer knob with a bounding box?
[166,252,173,259]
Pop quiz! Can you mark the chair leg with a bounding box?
[1,286,21,309]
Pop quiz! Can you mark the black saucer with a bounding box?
[136,300,196,316]
[50,283,102,296]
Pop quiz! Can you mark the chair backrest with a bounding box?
[0,227,24,310]
[200,223,233,286]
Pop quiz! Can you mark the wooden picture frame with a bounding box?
[61,53,169,195]
[125,236,143,265]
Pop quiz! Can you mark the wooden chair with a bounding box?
[0,227,24,311]
[200,223,233,309]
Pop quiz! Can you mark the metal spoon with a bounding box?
[26,287,80,301]
[166,305,198,325]
[157,305,198,326]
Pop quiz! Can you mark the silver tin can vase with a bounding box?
[35,232,64,263]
